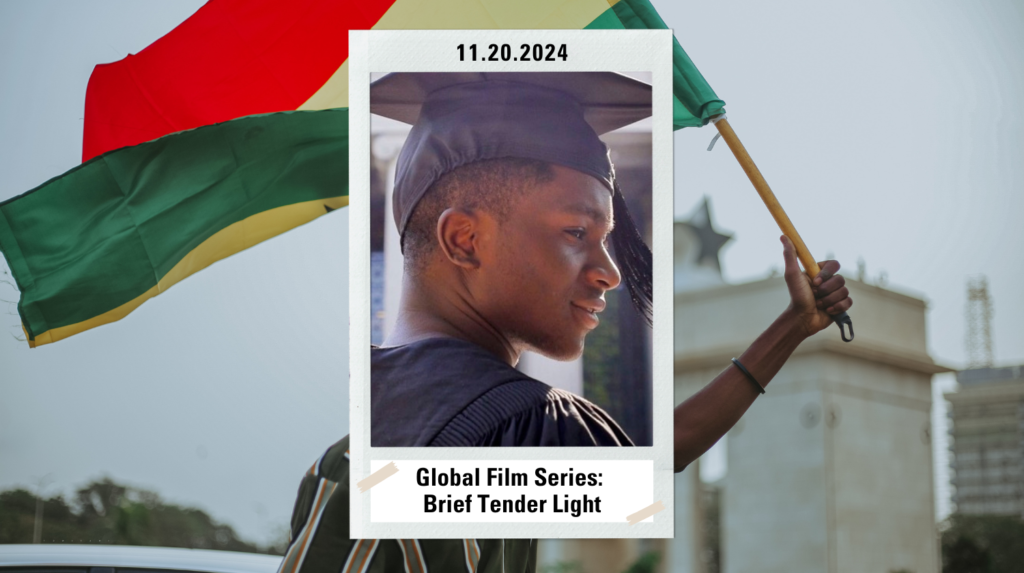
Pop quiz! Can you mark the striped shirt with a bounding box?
[277,436,536,573]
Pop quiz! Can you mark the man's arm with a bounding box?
[673,236,853,472]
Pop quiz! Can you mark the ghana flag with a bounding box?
[0,0,724,347]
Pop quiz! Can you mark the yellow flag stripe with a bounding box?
[299,0,616,110]
[374,0,612,30]
[26,196,348,348]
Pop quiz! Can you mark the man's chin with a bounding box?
[529,338,585,362]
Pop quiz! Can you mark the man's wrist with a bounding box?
[778,305,813,343]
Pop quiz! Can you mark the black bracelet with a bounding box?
[731,358,765,395]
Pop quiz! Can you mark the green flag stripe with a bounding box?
[0,108,349,340]
[583,6,625,30]
[587,0,726,129]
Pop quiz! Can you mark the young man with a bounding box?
[280,229,849,571]
[370,72,655,447]
[274,72,852,570]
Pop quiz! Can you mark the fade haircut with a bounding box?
[403,158,555,274]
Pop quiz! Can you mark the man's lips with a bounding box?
[571,299,606,329]
[574,299,606,314]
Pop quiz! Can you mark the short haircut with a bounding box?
[403,158,555,274]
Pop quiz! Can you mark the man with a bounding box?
[372,159,636,446]
[277,71,852,570]
[280,229,848,570]
[370,72,656,447]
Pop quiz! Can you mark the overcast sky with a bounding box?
[1,0,1020,543]
[659,0,1023,518]
[663,0,1023,368]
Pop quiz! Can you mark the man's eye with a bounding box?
[565,229,586,240]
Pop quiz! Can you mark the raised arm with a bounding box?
[673,236,853,472]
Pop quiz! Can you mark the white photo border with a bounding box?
[349,29,674,539]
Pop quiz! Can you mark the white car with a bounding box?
[0,544,282,573]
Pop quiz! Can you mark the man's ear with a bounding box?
[436,208,481,269]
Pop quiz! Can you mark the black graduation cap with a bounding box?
[370,72,653,323]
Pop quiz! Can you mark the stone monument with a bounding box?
[673,198,947,573]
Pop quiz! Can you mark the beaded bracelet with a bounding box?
[731,358,765,395]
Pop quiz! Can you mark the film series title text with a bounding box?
[417,466,603,517]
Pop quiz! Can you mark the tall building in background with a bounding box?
[964,276,995,368]
[946,366,1024,517]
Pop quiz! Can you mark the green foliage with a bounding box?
[941,513,1024,573]
[540,561,584,573]
[538,549,661,573]
[0,478,280,554]
[582,286,621,411]
[622,550,660,573]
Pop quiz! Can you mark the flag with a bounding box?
[0,0,724,347]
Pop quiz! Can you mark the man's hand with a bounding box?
[673,237,853,471]
[781,235,853,338]
[673,237,855,472]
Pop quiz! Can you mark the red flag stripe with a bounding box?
[83,0,396,161]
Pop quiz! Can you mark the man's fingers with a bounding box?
[812,260,841,286]
[824,296,853,315]
[781,236,801,279]
[815,287,850,310]
[814,274,846,296]
[819,260,841,275]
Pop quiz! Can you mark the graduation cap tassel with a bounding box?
[610,181,653,327]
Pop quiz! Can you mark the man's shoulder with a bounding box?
[371,337,522,389]
[434,379,633,447]
[371,337,530,447]
[471,381,624,424]
[314,436,350,482]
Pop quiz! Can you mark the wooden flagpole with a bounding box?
[712,116,854,341]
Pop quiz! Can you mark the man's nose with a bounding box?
[587,245,622,291]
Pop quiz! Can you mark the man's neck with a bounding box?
[383,276,520,367]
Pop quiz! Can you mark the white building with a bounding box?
[672,199,948,573]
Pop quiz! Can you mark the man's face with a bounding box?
[473,165,622,361]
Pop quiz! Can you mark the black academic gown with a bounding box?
[371,337,633,447]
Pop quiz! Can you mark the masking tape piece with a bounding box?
[626,500,665,525]
[357,462,399,493]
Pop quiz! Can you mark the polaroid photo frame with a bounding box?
[349,29,673,539]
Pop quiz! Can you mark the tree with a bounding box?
[941,514,1024,573]
[0,478,281,554]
